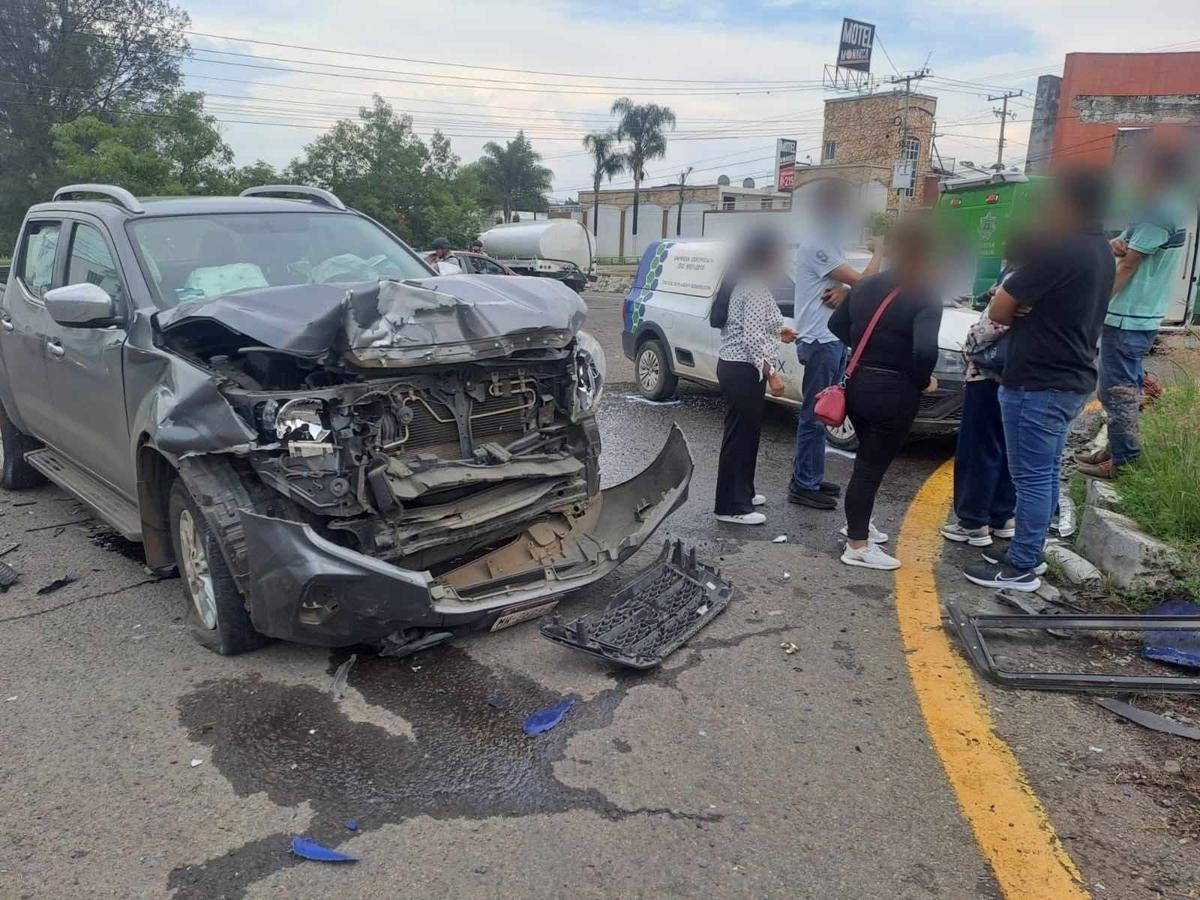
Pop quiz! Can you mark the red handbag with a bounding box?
[813,288,900,427]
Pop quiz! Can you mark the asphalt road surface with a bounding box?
[0,291,1195,899]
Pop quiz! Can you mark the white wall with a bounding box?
[623,204,665,258]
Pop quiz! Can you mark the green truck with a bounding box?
[934,172,1047,301]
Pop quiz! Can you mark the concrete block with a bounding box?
[1076,505,1182,591]
[1043,541,1103,585]
[1085,479,1122,512]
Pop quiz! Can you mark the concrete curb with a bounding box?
[1076,504,1182,592]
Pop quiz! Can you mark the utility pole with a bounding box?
[887,68,930,214]
[676,166,693,236]
[989,90,1023,170]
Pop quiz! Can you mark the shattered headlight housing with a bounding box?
[572,331,607,419]
[271,397,331,442]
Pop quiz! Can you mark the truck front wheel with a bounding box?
[0,404,45,490]
[169,479,267,655]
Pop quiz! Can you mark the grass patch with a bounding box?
[1118,373,1200,597]
[1067,471,1087,524]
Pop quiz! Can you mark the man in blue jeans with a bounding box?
[788,181,881,510]
[1078,147,1191,479]
[964,172,1115,591]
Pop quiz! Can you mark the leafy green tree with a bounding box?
[221,160,282,195]
[52,92,233,196]
[0,0,189,248]
[476,132,553,224]
[610,98,676,237]
[286,96,482,247]
[582,131,625,237]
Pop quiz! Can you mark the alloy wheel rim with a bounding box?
[638,350,661,393]
[178,509,217,630]
[827,420,856,441]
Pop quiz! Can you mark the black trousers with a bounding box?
[844,367,921,540]
[715,358,767,515]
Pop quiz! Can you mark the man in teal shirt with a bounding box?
[1079,147,1192,478]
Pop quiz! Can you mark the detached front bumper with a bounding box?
[238,425,694,647]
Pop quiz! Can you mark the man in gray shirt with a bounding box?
[788,181,881,509]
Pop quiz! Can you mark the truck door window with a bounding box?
[18,221,61,298]
[66,223,125,307]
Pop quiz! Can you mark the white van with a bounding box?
[619,239,977,449]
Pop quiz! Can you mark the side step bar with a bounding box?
[24,448,142,540]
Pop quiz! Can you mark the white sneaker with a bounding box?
[940,523,993,546]
[716,511,766,526]
[751,493,767,507]
[992,519,1016,540]
[839,521,889,543]
[841,543,901,570]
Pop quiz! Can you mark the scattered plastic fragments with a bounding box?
[291,836,358,863]
[771,534,788,544]
[522,698,575,736]
[345,820,359,832]
[0,561,17,593]
[1096,698,1200,741]
[781,642,799,655]
[190,758,204,767]
[0,542,19,556]
[36,570,78,596]
[782,572,791,581]
[623,395,681,407]
[330,653,357,699]
[1142,599,1200,670]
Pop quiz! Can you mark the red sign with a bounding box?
[778,165,796,191]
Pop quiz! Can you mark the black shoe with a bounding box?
[963,560,1041,592]
[819,481,841,496]
[788,486,837,510]
[980,550,1048,576]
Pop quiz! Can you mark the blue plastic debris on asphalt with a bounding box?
[522,697,575,736]
[1142,599,1200,670]
[291,836,358,863]
[345,820,359,832]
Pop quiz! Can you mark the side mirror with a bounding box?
[44,283,119,327]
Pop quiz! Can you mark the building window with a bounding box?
[899,136,920,197]
[823,140,836,163]
[760,197,773,210]
[722,195,735,211]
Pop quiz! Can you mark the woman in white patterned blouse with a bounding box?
[709,230,797,525]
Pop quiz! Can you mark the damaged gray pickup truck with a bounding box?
[0,184,692,654]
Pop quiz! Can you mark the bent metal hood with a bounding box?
[154,274,588,365]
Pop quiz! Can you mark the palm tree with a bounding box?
[610,98,676,238]
[477,131,553,223]
[582,130,625,237]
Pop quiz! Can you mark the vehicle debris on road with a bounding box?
[539,541,734,669]
[330,654,357,699]
[522,697,575,736]
[1096,698,1200,740]
[0,561,18,593]
[290,836,358,863]
[36,570,78,596]
[1142,599,1200,670]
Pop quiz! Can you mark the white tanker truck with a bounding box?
[480,219,595,292]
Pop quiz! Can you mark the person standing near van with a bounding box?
[829,218,942,569]
[1077,146,1191,480]
[712,231,798,525]
[788,181,881,510]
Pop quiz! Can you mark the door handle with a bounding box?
[46,340,65,358]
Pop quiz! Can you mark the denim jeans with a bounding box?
[953,379,1016,530]
[1099,325,1158,465]
[791,339,847,490]
[999,386,1089,570]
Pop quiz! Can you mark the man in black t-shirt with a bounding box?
[964,172,1114,591]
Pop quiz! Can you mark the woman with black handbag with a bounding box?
[828,218,942,570]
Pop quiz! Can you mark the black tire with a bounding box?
[168,479,267,655]
[0,403,45,490]
[825,418,859,453]
[635,339,679,401]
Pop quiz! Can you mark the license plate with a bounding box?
[490,601,558,632]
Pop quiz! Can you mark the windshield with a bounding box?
[128,212,431,307]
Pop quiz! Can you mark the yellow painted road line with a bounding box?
[894,460,1089,900]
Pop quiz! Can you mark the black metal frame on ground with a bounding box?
[946,601,1200,694]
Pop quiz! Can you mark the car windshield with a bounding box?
[128,211,431,307]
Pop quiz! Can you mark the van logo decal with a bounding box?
[625,241,675,330]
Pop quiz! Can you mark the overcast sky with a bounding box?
[181,1,1199,199]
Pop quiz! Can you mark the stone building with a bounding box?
[810,90,938,210]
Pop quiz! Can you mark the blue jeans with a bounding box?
[791,340,847,490]
[953,380,1016,530]
[999,386,1089,570]
[1099,325,1157,465]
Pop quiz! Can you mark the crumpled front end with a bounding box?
[238,425,693,646]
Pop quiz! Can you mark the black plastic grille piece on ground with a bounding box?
[539,540,734,669]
